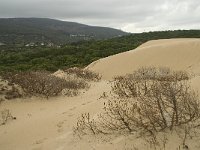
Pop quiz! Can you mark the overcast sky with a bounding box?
[0,0,200,33]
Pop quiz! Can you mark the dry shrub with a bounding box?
[2,71,88,98]
[105,67,199,134]
[62,88,79,97]
[64,67,101,81]
[112,67,190,98]
[74,67,200,137]
[5,86,22,100]
[0,109,15,125]
[0,78,22,100]
[74,113,100,136]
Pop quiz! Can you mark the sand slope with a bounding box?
[87,38,200,80]
[0,81,111,150]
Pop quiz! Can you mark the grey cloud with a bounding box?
[0,0,199,32]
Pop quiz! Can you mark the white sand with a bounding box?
[87,38,200,80]
[1,38,200,150]
[0,81,111,150]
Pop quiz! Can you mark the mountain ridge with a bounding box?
[0,18,128,45]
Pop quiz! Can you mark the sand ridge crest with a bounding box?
[87,38,200,80]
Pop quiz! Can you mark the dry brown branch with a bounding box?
[74,67,200,141]
[73,113,102,136]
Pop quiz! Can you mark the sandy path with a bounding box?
[0,81,111,150]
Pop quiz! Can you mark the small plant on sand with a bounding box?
[0,109,16,125]
[74,113,101,136]
[0,78,22,100]
[5,86,22,100]
[64,67,101,81]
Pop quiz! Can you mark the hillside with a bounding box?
[0,18,127,45]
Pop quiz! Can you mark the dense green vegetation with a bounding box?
[0,30,200,72]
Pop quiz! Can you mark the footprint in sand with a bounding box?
[67,113,74,117]
[57,121,65,133]
[81,101,92,106]
[62,106,76,114]
[69,106,76,111]
[87,101,92,104]
[61,112,74,117]
[27,113,32,117]
[34,138,47,145]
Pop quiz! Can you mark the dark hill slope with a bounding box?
[0,18,128,45]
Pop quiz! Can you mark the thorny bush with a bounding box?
[74,67,200,136]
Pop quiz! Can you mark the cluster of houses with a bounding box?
[25,42,61,48]
[0,41,62,48]
[70,34,94,40]
[0,42,5,46]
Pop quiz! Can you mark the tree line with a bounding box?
[0,30,200,72]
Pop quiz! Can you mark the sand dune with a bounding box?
[1,38,200,150]
[87,38,200,80]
